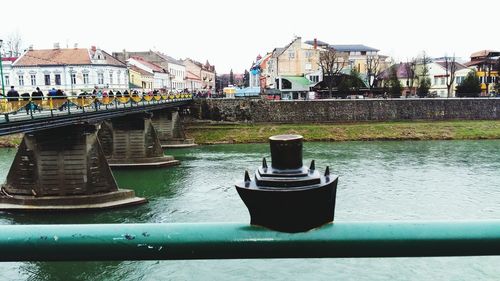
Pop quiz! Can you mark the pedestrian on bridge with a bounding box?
[7,86,19,101]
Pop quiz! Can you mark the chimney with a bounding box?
[91,45,97,52]
[28,45,33,51]
[313,38,317,50]
[53,43,60,50]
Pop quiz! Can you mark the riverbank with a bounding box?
[0,134,22,148]
[185,120,500,144]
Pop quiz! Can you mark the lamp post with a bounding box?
[69,66,74,95]
[0,39,5,97]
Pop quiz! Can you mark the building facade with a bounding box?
[183,58,216,92]
[465,50,499,94]
[113,51,186,92]
[127,56,169,91]
[11,46,128,95]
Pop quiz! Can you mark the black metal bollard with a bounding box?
[235,135,338,233]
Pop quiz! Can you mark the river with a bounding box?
[0,140,500,280]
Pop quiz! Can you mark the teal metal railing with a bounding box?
[1,220,500,261]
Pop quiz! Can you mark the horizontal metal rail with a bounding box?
[1,221,500,261]
[0,98,192,136]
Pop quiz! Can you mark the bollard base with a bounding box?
[236,176,338,233]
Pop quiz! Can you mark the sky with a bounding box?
[1,0,499,74]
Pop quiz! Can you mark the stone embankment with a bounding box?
[193,98,500,123]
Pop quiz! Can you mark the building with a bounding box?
[427,60,471,97]
[185,71,202,92]
[182,58,216,92]
[265,37,323,99]
[0,57,17,95]
[128,65,154,91]
[465,50,499,94]
[126,56,169,91]
[11,45,128,94]
[113,51,186,92]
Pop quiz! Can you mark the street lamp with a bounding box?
[69,66,74,95]
[0,39,5,97]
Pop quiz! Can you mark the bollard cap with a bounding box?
[269,134,303,170]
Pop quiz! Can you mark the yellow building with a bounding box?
[466,50,499,94]
[129,65,153,91]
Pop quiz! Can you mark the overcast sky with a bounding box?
[1,0,499,74]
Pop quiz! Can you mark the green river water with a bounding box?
[0,140,500,280]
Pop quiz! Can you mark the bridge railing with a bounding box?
[0,92,193,122]
[1,221,500,261]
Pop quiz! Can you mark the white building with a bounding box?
[11,45,128,95]
[0,57,16,96]
[112,51,186,92]
[126,56,169,90]
[428,61,472,97]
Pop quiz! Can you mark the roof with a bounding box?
[329,44,379,52]
[304,39,330,47]
[155,52,183,65]
[14,48,126,67]
[1,57,17,62]
[129,56,165,72]
[435,61,468,71]
[15,48,91,66]
[281,76,311,86]
[470,50,500,59]
[129,65,153,76]
[186,71,201,81]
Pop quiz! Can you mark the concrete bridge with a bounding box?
[0,93,194,211]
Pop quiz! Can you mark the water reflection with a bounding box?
[0,140,500,280]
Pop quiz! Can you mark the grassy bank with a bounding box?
[185,120,500,144]
[0,134,23,148]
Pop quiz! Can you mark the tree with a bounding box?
[4,32,23,57]
[404,58,417,95]
[243,69,249,87]
[444,55,457,97]
[366,55,383,92]
[456,70,481,97]
[387,66,402,98]
[229,69,234,85]
[349,67,364,93]
[417,52,431,97]
[318,47,347,97]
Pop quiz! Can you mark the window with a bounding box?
[288,50,295,59]
[5,75,9,86]
[434,77,438,85]
[55,74,61,85]
[305,51,312,58]
[18,75,24,86]
[71,74,76,84]
[31,74,36,86]
[117,72,121,85]
[83,73,89,84]
[44,74,50,85]
[440,78,445,85]
[305,63,312,71]
[98,73,104,84]
[109,73,113,84]
[479,77,483,83]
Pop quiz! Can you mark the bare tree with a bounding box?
[444,55,457,97]
[404,58,417,96]
[4,32,23,57]
[318,47,347,96]
[366,55,383,93]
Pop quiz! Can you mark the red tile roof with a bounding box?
[186,71,201,81]
[14,48,126,67]
[129,65,153,76]
[130,56,165,72]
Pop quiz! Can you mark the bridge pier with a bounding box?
[0,124,146,210]
[99,112,180,168]
[151,109,196,149]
